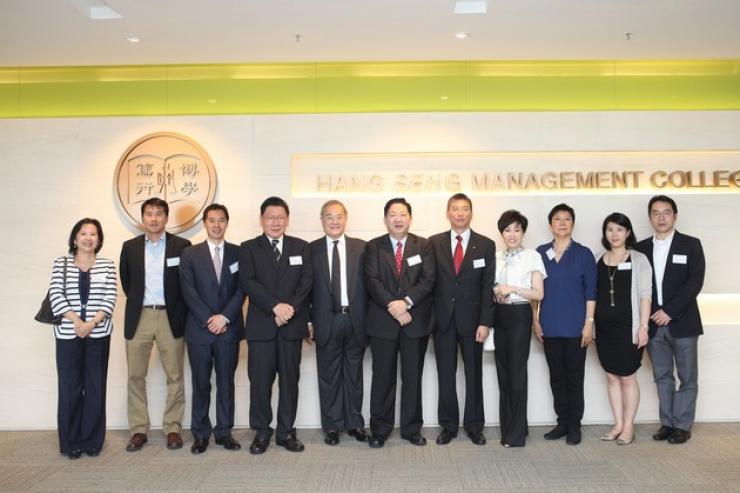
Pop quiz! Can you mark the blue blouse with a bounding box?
[536,240,597,338]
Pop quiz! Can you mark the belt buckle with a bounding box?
[340,306,349,314]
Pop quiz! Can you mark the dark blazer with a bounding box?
[635,230,705,338]
[179,241,245,345]
[364,233,436,340]
[239,234,312,341]
[309,236,368,347]
[430,230,496,335]
[119,233,191,340]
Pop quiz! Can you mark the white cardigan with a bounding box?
[596,249,652,339]
[48,255,117,340]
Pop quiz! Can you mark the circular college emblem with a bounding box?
[114,132,217,233]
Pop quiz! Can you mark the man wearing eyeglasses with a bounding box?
[239,196,312,454]
[636,195,705,445]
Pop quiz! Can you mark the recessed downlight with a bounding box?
[126,36,140,43]
[456,32,470,39]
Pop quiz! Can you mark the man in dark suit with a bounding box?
[239,196,312,454]
[430,193,495,446]
[119,197,191,452]
[179,204,245,454]
[636,195,705,445]
[308,200,369,446]
[364,197,436,448]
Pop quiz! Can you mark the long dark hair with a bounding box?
[601,212,636,250]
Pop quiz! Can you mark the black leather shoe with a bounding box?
[652,425,675,441]
[83,449,100,457]
[249,436,270,455]
[566,428,582,445]
[467,431,486,446]
[276,436,305,452]
[436,429,457,445]
[543,425,568,440]
[324,431,340,446]
[401,433,427,446]
[190,438,208,455]
[347,428,369,442]
[368,435,385,448]
[215,435,241,451]
[668,428,691,444]
[66,450,82,460]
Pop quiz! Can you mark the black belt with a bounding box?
[335,306,350,315]
[143,304,166,310]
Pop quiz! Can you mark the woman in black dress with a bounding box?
[595,213,652,445]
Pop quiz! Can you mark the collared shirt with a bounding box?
[266,234,283,256]
[389,235,408,252]
[537,239,597,338]
[207,240,225,264]
[652,230,675,306]
[326,234,349,306]
[449,229,471,257]
[143,233,166,306]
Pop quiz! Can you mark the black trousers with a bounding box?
[188,338,239,440]
[369,334,428,438]
[493,304,532,446]
[247,336,302,440]
[56,336,110,455]
[316,313,365,432]
[543,336,587,430]
[434,318,484,434]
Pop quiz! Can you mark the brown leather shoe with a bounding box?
[126,433,148,452]
[166,432,183,450]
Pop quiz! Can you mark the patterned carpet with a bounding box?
[1,424,739,492]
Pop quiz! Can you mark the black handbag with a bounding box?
[34,257,67,325]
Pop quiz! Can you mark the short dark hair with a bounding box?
[384,197,412,217]
[202,203,229,222]
[68,218,104,254]
[447,193,472,210]
[320,200,347,217]
[648,195,678,215]
[260,196,290,216]
[548,203,575,224]
[601,212,637,250]
[140,197,169,217]
[497,209,528,234]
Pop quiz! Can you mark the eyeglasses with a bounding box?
[651,210,674,218]
[263,216,287,224]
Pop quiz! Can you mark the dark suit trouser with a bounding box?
[247,336,302,440]
[316,313,365,432]
[56,336,110,455]
[369,334,428,438]
[434,318,484,434]
[543,336,586,430]
[647,326,699,431]
[188,339,240,440]
[494,304,532,446]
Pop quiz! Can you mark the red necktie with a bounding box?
[395,241,403,277]
[453,235,463,275]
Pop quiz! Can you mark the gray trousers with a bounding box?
[647,326,699,431]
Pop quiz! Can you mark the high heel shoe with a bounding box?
[617,433,635,445]
[600,432,620,441]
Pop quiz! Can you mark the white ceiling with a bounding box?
[1,0,739,67]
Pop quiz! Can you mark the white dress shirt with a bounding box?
[326,235,349,306]
[450,229,471,257]
[652,230,675,306]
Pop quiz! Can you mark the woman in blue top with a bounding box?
[532,204,597,446]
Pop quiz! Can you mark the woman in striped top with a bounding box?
[48,218,117,459]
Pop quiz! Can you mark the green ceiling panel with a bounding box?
[0,60,737,118]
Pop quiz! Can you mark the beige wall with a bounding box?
[1,111,739,430]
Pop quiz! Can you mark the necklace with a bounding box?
[606,250,629,307]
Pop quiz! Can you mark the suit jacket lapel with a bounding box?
[198,241,220,285]
[382,235,399,277]
[441,232,455,277]
[664,231,682,288]
[459,231,479,275]
[320,236,332,294]
[346,237,358,302]
[260,234,281,273]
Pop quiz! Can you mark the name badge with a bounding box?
[289,255,303,266]
[166,257,180,267]
[672,254,687,264]
[618,262,632,271]
[473,258,486,269]
[407,254,422,266]
[546,248,555,260]
[229,262,239,274]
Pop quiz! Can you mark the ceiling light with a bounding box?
[456,32,470,39]
[126,36,140,43]
[454,0,487,14]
